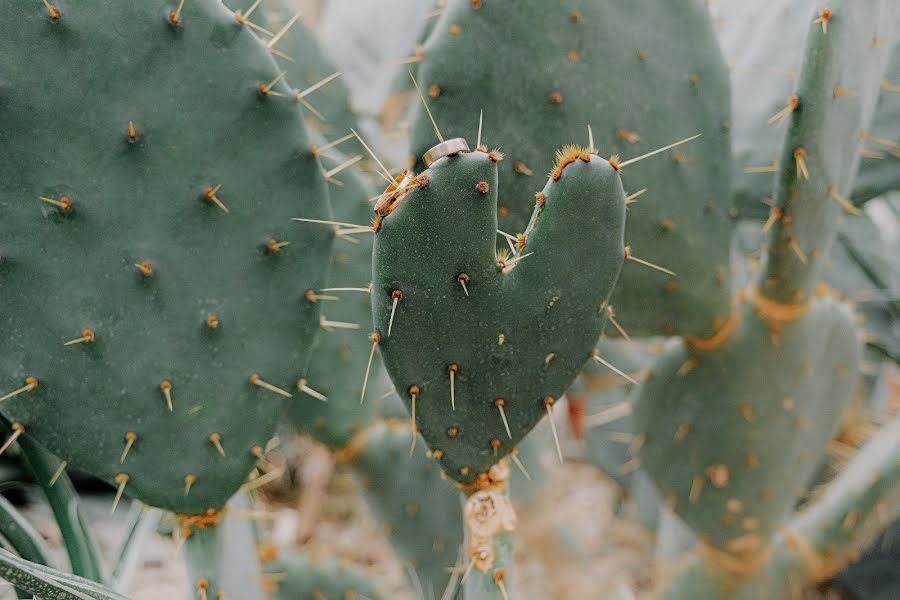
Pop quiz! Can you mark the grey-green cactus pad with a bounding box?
[0,0,332,513]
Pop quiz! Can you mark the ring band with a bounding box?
[423,138,471,168]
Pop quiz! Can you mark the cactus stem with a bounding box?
[360,333,381,404]
[249,374,293,398]
[618,133,702,169]
[0,377,38,403]
[120,432,137,464]
[491,399,512,439]
[203,185,229,213]
[624,246,676,276]
[111,473,129,515]
[590,349,639,385]
[544,397,564,463]
[457,273,471,296]
[0,423,25,458]
[295,378,327,402]
[159,380,173,412]
[208,433,225,457]
[183,474,196,496]
[448,364,458,410]
[323,154,363,179]
[768,95,801,126]
[63,328,95,346]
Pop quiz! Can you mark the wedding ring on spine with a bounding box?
[423,138,471,168]
[375,170,417,217]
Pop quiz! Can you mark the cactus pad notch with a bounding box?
[372,143,626,483]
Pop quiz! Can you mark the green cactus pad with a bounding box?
[350,419,463,599]
[0,0,332,514]
[655,415,900,600]
[408,0,732,339]
[634,296,861,551]
[758,1,898,306]
[372,147,625,484]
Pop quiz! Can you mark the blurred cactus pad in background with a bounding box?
[0,1,898,599]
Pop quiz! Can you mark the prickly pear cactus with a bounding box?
[636,0,892,557]
[714,0,900,218]
[373,145,625,484]
[0,0,332,514]
[408,0,733,339]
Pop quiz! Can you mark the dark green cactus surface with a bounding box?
[373,147,625,484]
[409,0,733,339]
[0,0,332,514]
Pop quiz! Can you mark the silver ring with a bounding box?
[423,138,470,168]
